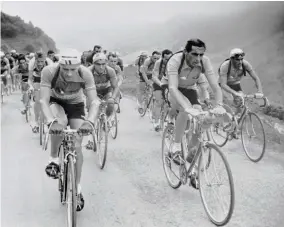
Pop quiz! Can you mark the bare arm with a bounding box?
[28,70,34,88]
[245,62,263,93]
[39,86,55,123]
[152,60,162,86]
[140,59,151,84]
[203,57,223,105]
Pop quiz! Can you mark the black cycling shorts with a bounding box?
[178,87,200,105]
[97,86,113,100]
[219,83,242,92]
[1,76,7,86]
[49,96,85,120]
[153,83,162,91]
[22,76,29,83]
[33,76,41,83]
[139,73,152,82]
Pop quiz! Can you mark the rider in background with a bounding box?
[88,53,119,119]
[28,52,48,132]
[108,52,124,113]
[151,49,173,131]
[86,45,102,65]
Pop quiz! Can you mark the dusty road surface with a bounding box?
[1,91,284,227]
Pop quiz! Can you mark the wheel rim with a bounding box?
[241,112,266,162]
[110,113,118,139]
[210,123,228,147]
[199,144,234,225]
[97,118,108,168]
[162,125,182,188]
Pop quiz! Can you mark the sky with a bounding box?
[1,1,258,51]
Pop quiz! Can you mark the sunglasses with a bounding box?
[94,62,106,66]
[233,53,245,59]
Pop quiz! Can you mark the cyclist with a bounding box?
[40,49,100,212]
[152,49,173,131]
[107,52,123,113]
[114,51,124,72]
[88,53,119,118]
[166,39,225,188]
[12,55,31,114]
[28,52,48,132]
[86,45,102,65]
[81,51,92,67]
[47,50,56,63]
[137,51,161,113]
[219,48,264,116]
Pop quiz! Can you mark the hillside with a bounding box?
[1,12,57,53]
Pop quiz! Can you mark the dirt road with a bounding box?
[1,91,284,227]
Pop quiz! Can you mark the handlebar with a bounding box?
[244,94,270,107]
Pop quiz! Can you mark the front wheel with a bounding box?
[66,156,77,227]
[198,143,235,226]
[241,112,266,162]
[97,116,108,169]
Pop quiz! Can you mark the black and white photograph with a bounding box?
[1,1,284,226]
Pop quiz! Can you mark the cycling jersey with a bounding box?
[33,66,45,83]
[41,63,96,104]
[13,63,29,82]
[143,57,155,76]
[219,59,253,85]
[166,52,210,90]
[153,58,167,81]
[88,65,116,91]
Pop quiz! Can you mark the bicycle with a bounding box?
[162,109,235,226]
[22,88,33,123]
[138,84,154,118]
[1,79,4,104]
[43,123,92,227]
[85,99,109,169]
[109,102,119,139]
[210,94,269,162]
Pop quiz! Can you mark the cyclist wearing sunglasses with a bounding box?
[166,39,225,188]
[40,49,100,211]
[137,51,161,113]
[88,53,119,118]
[219,48,263,116]
[151,49,173,131]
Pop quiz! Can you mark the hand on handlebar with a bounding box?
[49,121,64,135]
[78,120,94,135]
[254,92,264,99]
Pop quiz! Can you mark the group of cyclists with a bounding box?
[1,45,124,212]
[135,39,265,187]
[1,38,265,217]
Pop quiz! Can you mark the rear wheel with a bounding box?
[97,116,108,169]
[162,124,182,189]
[210,123,229,147]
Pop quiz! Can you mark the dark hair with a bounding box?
[162,49,173,58]
[185,39,206,52]
[108,53,118,60]
[93,45,102,51]
[18,55,26,62]
[47,50,55,55]
[18,53,25,59]
[35,51,45,59]
[1,68,8,74]
[152,51,161,56]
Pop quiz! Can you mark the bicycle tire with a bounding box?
[140,93,153,117]
[198,143,235,226]
[241,112,266,162]
[97,116,108,169]
[210,123,229,147]
[58,145,66,204]
[110,112,118,139]
[161,124,182,189]
[66,155,77,227]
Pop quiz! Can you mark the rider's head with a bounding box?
[230,48,245,69]
[161,49,173,62]
[108,53,118,67]
[18,55,27,66]
[35,52,46,69]
[93,45,102,54]
[47,50,55,60]
[151,51,161,62]
[93,53,107,74]
[184,39,206,68]
[58,50,81,77]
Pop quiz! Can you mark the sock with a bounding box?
[49,157,59,165]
